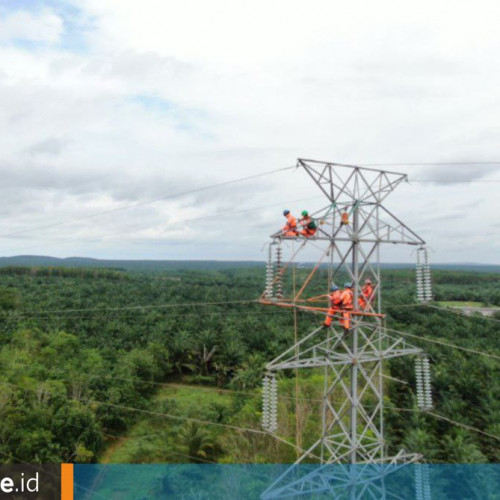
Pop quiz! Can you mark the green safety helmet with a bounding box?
[301,210,308,217]
[344,282,352,288]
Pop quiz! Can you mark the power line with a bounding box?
[101,194,324,242]
[426,303,500,324]
[7,298,500,386]
[92,399,320,461]
[385,325,500,361]
[389,408,500,443]
[3,193,324,254]
[0,166,294,240]
[1,379,321,461]
[7,309,289,321]
[6,297,500,384]
[411,179,500,183]
[101,431,219,464]
[8,299,258,317]
[2,379,222,465]
[6,376,500,465]
[110,379,329,405]
[6,294,498,323]
[387,302,500,324]
[426,410,500,443]
[360,162,500,167]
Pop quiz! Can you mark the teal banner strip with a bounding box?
[74,464,500,499]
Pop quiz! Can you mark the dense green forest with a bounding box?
[2,255,500,273]
[0,264,499,464]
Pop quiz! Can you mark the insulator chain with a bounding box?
[269,373,278,433]
[416,247,433,303]
[275,244,283,300]
[264,245,275,299]
[416,264,425,302]
[262,372,278,433]
[415,464,432,500]
[415,356,433,411]
[415,357,425,409]
[422,356,433,410]
[262,374,270,430]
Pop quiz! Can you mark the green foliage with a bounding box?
[0,265,498,464]
[0,286,20,311]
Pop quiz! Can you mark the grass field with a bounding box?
[438,301,485,308]
[101,382,238,463]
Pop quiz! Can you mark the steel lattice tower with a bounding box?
[260,159,430,498]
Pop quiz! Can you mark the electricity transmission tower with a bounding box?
[260,159,432,498]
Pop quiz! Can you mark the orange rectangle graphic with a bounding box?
[61,463,74,500]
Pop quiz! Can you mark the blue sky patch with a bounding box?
[0,0,93,52]
[130,94,213,140]
[132,94,175,114]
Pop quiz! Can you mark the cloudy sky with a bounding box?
[0,0,499,263]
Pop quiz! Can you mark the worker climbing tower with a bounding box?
[260,159,432,498]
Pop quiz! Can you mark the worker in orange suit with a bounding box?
[340,210,349,226]
[340,282,354,330]
[359,279,374,309]
[299,210,317,237]
[282,210,299,237]
[323,285,342,327]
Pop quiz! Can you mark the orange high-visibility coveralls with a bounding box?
[283,213,299,236]
[340,287,354,329]
[359,283,374,309]
[323,290,342,326]
[299,216,317,237]
[341,212,349,225]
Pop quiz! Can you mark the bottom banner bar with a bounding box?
[70,464,500,499]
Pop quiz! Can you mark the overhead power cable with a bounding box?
[426,303,500,324]
[3,192,324,254]
[8,298,500,361]
[6,310,292,322]
[110,378,390,406]
[101,433,219,464]
[385,325,500,361]
[104,194,325,242]
[1,379,321,461]
[7,296,500,365]
[6,377,500,464]
[425,410,500,442]
[359,161,500,167]
[389,408,500,443]
[7,309,289,321]
[387,302,500,323]
[0,166,294,240]
[357,161,500,183]
[411,179,500,183]
[93,400,321,461]
[9,299,258,317]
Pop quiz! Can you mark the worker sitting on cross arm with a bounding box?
[282,210,299,237]
[340,282,354,331]
[299,210,317,237]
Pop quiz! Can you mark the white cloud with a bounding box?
[0,0,499,262]
[0,9,63,44]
